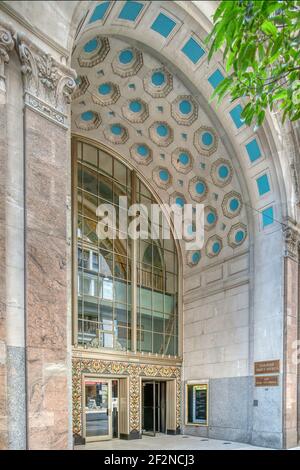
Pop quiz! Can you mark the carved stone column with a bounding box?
[0,21,14,93]
[0,20,15,450]
[17,35,76,449]
[282,224,300,448]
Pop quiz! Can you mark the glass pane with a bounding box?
[153,333,164,354]
[82,218,98,244]
[114,255,128,280]
[164,294,175,313]
[77,142,82,161]
[82,143,98,168]
[114,160,127,186]
[103,278,114,300]
[78,248,89,269]
[99,332,113,348]
[153,291,164,312]
[99,299,113,323]
[164,334,176,356]
[98,150,113,176]
[83,192,98,220]
[98,177,113,203]
[115,326,128,351]
[140,309,152,331]
[92,252,99,272]
[77,190,83,215]
[76,140,179,355]
[115,279,127,304]
[139,182,152,198]
[140,287,152,309]
[78,318,97,347]
[164,312,177,336]
[153,312,164,333]
[113,183,127,206]
[187,385,207,425]
[115,303,128,326]
[83,299,98,322]
[82,167,98,195]
[85,380,109,437]
[138,330,152,353]
[99,251,113,277]
[127,328,132,350]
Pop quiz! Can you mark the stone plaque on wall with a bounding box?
[255,376,279,387]
[254,360,280,375]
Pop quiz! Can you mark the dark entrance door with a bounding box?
[142,381,166,436]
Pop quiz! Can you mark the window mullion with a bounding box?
[131,170,137,352]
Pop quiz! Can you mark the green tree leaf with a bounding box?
[206,0,300,126]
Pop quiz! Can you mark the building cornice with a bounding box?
[72,347,183,367]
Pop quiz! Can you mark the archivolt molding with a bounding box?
[16,33,77,127]
[0,20,15,91]
[288,121,300,205]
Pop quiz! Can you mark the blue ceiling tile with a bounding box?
[256,174,270,196]
[118,1,144,21]
[89,2,110,23]
[208,69,224,89]
[245,139,261,162]
[181,37,205,64]
[151,13,176,38]
[262,206,274,227]
[229,104,245,129]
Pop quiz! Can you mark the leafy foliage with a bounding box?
[206,0,300,126]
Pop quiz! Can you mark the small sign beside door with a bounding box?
[255,375,279,387]
[254,360,280,375]
[254,360,280,387]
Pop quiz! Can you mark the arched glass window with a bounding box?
[75,140,178,356]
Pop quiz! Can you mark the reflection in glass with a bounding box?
[76,141,178,355]
[85,380,109,437]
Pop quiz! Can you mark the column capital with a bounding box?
[17,33,76,128]
[283,222,300,261]
[0,21,15,92]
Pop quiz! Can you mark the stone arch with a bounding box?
[67,0,292,234]
[66,2,298,448]
[70,8,254,274]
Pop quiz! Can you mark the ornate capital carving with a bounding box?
[0,21,15,92]
[283,224,300,261]
[17,34,76,127]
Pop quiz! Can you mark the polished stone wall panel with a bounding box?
[0,96,8,450]
[283,256,299,448]
[25,108,69,449]
[7,346,26,448]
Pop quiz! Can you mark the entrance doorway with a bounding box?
[142,380,166,436]
[83,377,118,441]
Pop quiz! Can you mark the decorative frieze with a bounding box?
[17,34,76,127]
[0,21,15,92]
